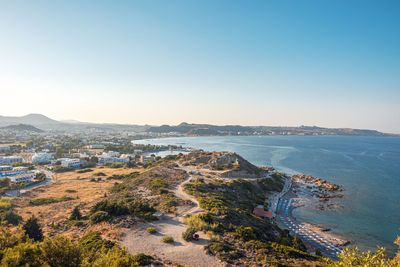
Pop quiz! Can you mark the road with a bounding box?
[4,167,54,197]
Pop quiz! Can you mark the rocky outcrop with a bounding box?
[291,174,342,192]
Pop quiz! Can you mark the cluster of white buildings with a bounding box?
[0,166,35,184]
[0,156,23,166]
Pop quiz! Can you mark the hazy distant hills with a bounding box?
[0,114,396,136]
[0,114,147,132]
[0,124,44,133]
[147,122,395,136]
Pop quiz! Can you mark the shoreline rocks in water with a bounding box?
[291,174,342,192]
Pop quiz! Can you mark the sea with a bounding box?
[133,135,400,255]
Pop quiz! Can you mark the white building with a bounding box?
[0,146,10,153]
[61,158,82,168]
[102,151,120,157]
[32,153,52,164]
[9,173,34,184]
[98,156,129,164]
[0,156,23,165]
[88,145,105,149]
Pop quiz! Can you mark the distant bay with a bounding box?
[133,135,400,255]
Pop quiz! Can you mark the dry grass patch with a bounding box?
[12,179,117,237]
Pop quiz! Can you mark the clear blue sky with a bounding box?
[1,1,399,133]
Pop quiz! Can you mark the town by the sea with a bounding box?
[133,135,400,255]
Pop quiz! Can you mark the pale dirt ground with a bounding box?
[120,166,225,267]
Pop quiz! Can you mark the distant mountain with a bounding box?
[0,114,148,132]
[148,122,254,135]
[0,124,44,133]
[0,114,395,136]
[0,113,58,126]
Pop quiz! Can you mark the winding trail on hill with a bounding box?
[120,164,223,267]
[174,167,204,217]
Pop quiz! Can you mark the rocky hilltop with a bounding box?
[182,151,267,178]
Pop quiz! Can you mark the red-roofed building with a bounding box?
[253,207,273,219]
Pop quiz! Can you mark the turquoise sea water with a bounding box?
[133,136,400,255]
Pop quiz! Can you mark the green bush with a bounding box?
[70,206,82,221]
[41,235,82,267]
[94,172,107,176]
[1,210,23,226]
[132,253,153,265]
[182,227,197,242]
[162,236,174,243]
[65,189,77,193]
[89,211,109,224]
[0,198,11,211]
[234,226,257,241]
[76,169,93,173]
[29,196,74,206]
[23,216,43,241]
[150,179,168,190]
[146,227,157,234]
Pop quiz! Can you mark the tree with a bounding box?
[35,173,46,181]
[1,211,23,226]
[41,235,81,267]
[23,216,43,241]
[69,206,82,221]
[182,227,197,242]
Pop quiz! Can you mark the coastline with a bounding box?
[133,135,400,257]
[270,175,351,258]
[157,146,352,258]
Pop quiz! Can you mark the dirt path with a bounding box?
[120,166,224,267]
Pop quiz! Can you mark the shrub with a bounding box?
[162,236,174,243]
[0,197,11,211]
[234,226,257,241]
[146,227,157,234]
[65,189,77,193]
[132,253,153,265]
[94,172,106,176]
[1,210,23,226]
[91,200,130,217]
[41,235,82,267]
[149,179,168,190]
[29,196,74,206]
[23,216,43,241]
[1,242,43,266]
[109,183,127,193]
[76,169,93,173]
[69,206,82,221]
[90,211,109,224]
[182,227,197,242]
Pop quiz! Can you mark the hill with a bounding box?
[148,122,395,136]
[0,124,44,133]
